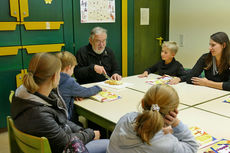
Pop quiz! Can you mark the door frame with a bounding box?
[125,0,170,76]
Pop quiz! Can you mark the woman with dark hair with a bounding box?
[186,32,230,91]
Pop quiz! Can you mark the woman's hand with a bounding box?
[94,130,100,140]
[138,71,148,78]
[191,77,209,86]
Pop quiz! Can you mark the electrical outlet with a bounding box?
[179,34,184,47]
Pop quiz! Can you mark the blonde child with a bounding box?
[138,41,187,84]
[56,51,102,123]
[107,84,198,153]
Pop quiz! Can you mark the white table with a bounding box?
[195,95,230,118]
[178,107,230,153]
[179,107,230,140]
[122,74,230,106]
[75,74,230,152]
[75,88,144,125]
[75,83,189,131]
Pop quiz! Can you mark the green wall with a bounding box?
[127,0,134,76]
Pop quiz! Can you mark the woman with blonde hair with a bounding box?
[107,84,198,153]
[11,53,109,153]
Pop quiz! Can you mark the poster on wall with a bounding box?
[80,0,115,23]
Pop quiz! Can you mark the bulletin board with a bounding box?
[80,0,115,23]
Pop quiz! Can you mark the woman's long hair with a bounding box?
[205,32,230,74]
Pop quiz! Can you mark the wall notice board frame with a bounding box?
[80,0,115,23]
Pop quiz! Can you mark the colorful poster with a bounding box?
[205,139,230,153]
[80,0,115,23]
[90,91,121,102]
[145,75,173,85]
[223,97,230,103]
[189,126,218,149]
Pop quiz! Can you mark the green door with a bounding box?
[20,0,65,68]
[0,0,74,128]
[134,0,169,74]
[73,0,122,71]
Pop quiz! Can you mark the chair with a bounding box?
[9,90,14,103]
[7,116,52,153]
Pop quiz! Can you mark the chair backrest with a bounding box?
[9,90,14,103]
[7,116,52,153]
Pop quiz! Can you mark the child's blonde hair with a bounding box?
[135,84,179,144]
[162,41,179,54]
[23,53,61,93]
[56,51,77,71]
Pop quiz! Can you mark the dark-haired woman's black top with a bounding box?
[186,53,230,91]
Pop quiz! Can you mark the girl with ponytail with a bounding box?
[107,84,198,153]
[11,53,109,153]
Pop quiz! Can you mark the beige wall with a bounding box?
[169,0,230,68]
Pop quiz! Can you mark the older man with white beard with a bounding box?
[74,27,122,84]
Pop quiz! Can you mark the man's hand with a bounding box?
[111,73,122,80]
[138,71,148,78]
[94,65,107,74]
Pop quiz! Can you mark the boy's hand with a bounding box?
[169,77,181,85]
[138,71,148,78]
[102,88,107,92]
[74,97,84,101]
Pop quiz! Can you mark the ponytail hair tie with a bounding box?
[28,72,34,76]
[151,104,160,112]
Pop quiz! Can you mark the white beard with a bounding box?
[93,49,104,54]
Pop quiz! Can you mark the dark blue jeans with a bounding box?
[85,139,109,153]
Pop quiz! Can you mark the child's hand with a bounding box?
[164,109,179,127]
[74,97,84,101]
[162,126,173,134]
[169,77,181,85]
[138,71,148,78]
[94,130,100,140]
[102,88,107,92]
